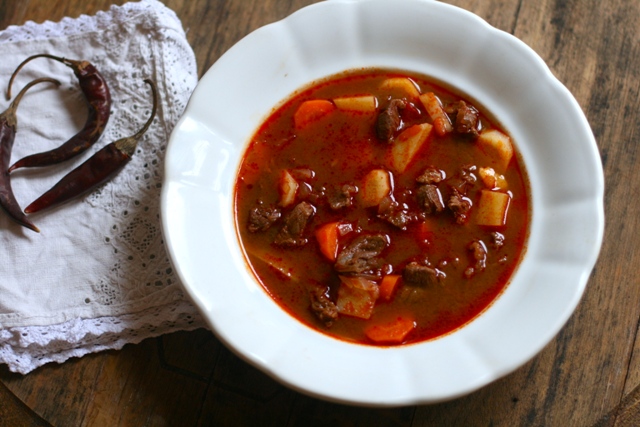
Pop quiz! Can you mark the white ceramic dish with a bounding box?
[161,0,604,406]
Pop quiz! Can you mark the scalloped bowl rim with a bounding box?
[161,0,604,406]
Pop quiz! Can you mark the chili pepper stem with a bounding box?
[2,77,61,125]
[115,79,158,156]
[7,53,79,99]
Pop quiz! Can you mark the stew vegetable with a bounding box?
[235,69,530,345]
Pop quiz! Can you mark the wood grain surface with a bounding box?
[0,0,635,426]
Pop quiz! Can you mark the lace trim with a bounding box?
[0,300,203,375]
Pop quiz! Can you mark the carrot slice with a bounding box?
[293,99,335,129]
[315,221,340,261]
[365,317,416,344]
[379,274,401,301]
[419,92,453,136]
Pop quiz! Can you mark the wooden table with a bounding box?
[0,0,634,425]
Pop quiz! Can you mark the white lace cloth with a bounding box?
[0,0,205,374]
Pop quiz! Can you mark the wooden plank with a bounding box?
[514,0,640,425]
[2,335,215,427]
[411,1,637,426]
[444,0,521,33]
[0,379,52,427]
[2,353,107,425]
[0,0,127,27]
[196,349,295,426]
[166,0,324,77]
[593,382,640,427]
[0,0,27,30]
[81,338,209,426]
[287,396,415,427]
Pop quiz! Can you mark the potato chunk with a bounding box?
[389,123,433,174]
[333,95,377,113]
[359,169,392,207]
[476,190,511,226]
[278,170,298,207]
[293,99,335,129]
[379,77,421,98]
[477,129,514,171]
[246,247,297,281]
[336,276,380,319]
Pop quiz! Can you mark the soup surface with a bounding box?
[235,69,529,345]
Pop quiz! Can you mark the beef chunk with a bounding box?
[328,184,358,210]
[309,286,338,326]
[460,164,477,185]
[379,207,415,229]
[247,204,281,232]
[403,262,445,286]
[378,196,416,229]
[447,164,477,195]
[490,231,505,249]
[297,182,313,200]
[416,184,445,214]
[416,167,445,185]
[453,101,480,136]
[274,201,315,246]
[289,168,315,181]
[464,240,487,278]
[448,189,472,224]
[376,99,406,142]
[335,234,388,275]
[469,240,487,270]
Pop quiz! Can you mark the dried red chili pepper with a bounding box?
[25,79,157,214]
[0,78,60,232]
[6,53,111,171]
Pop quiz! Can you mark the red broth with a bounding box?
[234,69,530,345]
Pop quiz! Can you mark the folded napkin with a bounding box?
[0,0,205,374]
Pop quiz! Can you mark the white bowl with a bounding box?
[161,0,604,406]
